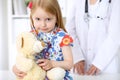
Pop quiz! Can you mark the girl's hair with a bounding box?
[30,0,66,32]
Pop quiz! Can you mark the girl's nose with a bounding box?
[41,21,46,27]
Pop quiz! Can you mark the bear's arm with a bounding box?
[16,53,34,72]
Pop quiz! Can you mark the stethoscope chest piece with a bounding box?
[84,0,112,23]
[84,13,89,23]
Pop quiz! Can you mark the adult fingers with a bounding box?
[73,63,84,75]
[86,65,97,75]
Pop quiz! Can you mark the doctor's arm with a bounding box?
[65,0,85,75]
[90,0,120,74]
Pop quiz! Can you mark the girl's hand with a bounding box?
[12,65,27,79]
[86,64,100,75]
[37,59,53,71]
[73,60,85,75]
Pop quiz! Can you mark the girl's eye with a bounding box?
[46,18,51,21]
[35,18,40,21]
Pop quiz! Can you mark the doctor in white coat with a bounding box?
[65,0,120,75]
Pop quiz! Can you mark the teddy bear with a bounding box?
[15,31,66,80]
[15,32,46,80]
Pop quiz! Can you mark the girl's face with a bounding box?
[32,7,57,33]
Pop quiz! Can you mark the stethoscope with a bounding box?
[84,0,112,23]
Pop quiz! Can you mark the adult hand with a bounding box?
[73,60,85,75]
[12,65,27,79]
[86,64,100,75]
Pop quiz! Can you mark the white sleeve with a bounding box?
[65,0,85,63]
[92,0,120,71]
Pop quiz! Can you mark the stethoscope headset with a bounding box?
[84,0,112,22]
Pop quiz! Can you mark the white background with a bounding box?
[0,0,8,71]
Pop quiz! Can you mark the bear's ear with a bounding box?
[16,35,24,49]
[21,37,24,48]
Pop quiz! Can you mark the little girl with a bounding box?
[13,0,73,80]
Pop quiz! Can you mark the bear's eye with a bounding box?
[21,37,24,48]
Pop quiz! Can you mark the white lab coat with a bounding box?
[65,0,120,73]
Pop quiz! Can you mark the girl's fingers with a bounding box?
[42,66,50,71]
[37,59,52,70]
[16,72,26,79]
[37,59,47,67]
[37,59,45,64]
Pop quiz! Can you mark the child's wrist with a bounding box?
[51,60,55,68]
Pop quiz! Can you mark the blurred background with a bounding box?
[0,0,8,71]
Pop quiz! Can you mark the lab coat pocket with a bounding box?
[96,1,111,20]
